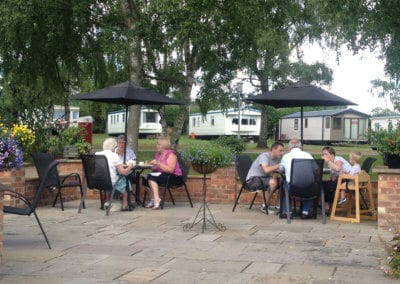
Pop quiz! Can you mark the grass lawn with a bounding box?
[92,134,382,180]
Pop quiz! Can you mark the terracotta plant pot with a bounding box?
[383,153,400,169]
[192,164,217,175]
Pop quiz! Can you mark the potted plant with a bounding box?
[181,141,233,174]
[370,128,400,168]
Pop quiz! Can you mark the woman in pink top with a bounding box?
[145,137,182,209]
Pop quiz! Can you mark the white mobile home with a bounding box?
[279,108,369,143]
[188,108,261,139]
[53,105,80,124]
[371,115,400,131]
[107,108,162,137]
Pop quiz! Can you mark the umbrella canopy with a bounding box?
[73,81,184,105]
[246,83,357,146]
[246,83,356,107]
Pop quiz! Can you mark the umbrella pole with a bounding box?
[124,105,128,163]
[300,106,304,149]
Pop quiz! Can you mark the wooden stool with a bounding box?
[330,171,376,223]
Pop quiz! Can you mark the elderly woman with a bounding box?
[144,136,182,209]
[321,146,352,210]
[95,138,134,211]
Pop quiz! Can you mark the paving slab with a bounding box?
[1,200,392,283]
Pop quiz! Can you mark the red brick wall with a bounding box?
[377,173,400,230]
[0,190,3,263]
[0,168,26,208]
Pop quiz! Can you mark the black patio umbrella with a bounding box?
[73,81,184,161]
[246,83,357,144]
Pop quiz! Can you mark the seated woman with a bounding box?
[321,146,352,210]
[144,137,182,209]
[95,138,134,211]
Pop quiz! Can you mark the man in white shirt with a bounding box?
[280,138,314,219]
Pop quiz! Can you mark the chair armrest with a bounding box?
[339,174,357,180]
[61,173,81,185]
[0,188,34,210]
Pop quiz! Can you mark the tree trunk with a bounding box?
[63,95,70,127]
[125,0,145,154]
[158,107,169,136]
[257,80,269,148]
[170,42,193,150]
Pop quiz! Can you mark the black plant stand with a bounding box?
[183,168,226,232]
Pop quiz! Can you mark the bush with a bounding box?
[181,141,233,169]
[61,126,84,146]
[369,128,400,155]
[215,136,246,155]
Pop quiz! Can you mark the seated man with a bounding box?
[246,142,284,212]
[279,138,314,219]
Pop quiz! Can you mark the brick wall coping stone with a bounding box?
[373,166,400,175]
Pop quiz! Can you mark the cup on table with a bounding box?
[139,161,144,166]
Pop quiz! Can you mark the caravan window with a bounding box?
[294,119,298,130]
[145,112,156,123]
[116,115,119,123]
[250,119,256,125]
[333,117,342,129]
[374,122,380,130]
[241,119,248,125]
[232,118,238,125]
[122,114,125,123]
[211,116,215,126]
[197,117,201,126]
[192,118,196,127]
[72,111,79,120]
[305,118,308,128]
[325,117,331,129]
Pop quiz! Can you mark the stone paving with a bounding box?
[0,200,397,283]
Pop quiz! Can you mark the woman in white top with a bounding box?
[321,146,352,210]
[95,138,134,211]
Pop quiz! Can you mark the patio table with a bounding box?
[129,164,152,206]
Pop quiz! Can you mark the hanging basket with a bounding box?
[383,153,400,169]
[192,164,217,175]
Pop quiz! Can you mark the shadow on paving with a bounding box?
[1,200,397,283]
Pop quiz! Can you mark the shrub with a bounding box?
[61,126,84,146]
[75,141,92,155]
[369,129,400,155]
[181,141,233,169]
[215,136,246,155]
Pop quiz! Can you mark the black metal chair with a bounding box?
[32,153,84,211]
[143,153,193,209]
[80,154,118,216]
[361,157,377,173]
[232,155,269,214]
[281,159,326,224]
[0,160,59,249]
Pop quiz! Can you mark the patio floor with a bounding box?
[0,200,397,283]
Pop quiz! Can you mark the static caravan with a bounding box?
[188,108,261,139]
[107,108,162,137]
[53,105,80,124]
[279,108,369,143]
[371,115,400,131]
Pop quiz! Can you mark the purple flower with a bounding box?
[0,137,24,170]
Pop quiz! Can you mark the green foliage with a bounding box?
[370,79,400,112]
[47,137,64,156]
[75,141,92,155]
[215,136,246,155]
[61,127,84,146]
[181,141,233,169]
[369,129,400,155]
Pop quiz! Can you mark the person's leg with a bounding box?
[122,192,128,208]
[281,181,291,213]
[148,180,161,205]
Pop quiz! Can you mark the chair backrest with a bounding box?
[31,160,60,211]
[81,154,113,192]
[177,152,189,182]
[290,159,324,198]
[235,155,253,184]
[361,157,377,173]
[32,152,61,188]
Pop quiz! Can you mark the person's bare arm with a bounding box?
[261,163,280,175]
[116,164,133,175]
[327,160,343,172]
